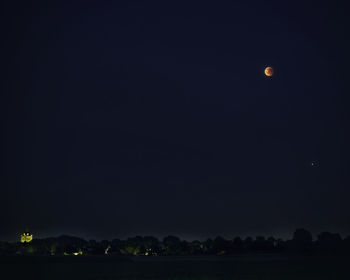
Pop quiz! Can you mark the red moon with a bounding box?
[264,66,274,77]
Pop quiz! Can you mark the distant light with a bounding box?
[20,232,33,243]
[73,250,83,256]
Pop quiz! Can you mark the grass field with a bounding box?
[1,254,349,280]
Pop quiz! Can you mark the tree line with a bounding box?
[1,229,349,256]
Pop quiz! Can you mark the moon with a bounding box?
[264,66,274,77]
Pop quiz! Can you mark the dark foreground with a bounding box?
[1,254,349,280]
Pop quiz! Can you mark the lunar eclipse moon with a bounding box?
[264,66,274,77]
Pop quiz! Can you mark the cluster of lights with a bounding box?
[20,232,33,243]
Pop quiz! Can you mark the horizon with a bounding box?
[3,228,349,243]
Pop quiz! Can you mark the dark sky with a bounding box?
[1,1,350,241]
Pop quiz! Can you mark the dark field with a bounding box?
[1,254,349,280]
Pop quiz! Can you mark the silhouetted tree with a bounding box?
[343,236,350,251]
[180,240,190,255]
[87,239,104,255]
[110,238,123,254]
[189,240,203,255]
[213,236,230,255]
[203,238,214,254]
[266,236,277,251]
[243,237,253,251]
[291,228,313,252]
[232,237,244,253]
[253,236,267,251]
[163,236,181,255]
[316,232,342,252]
[143,236,161,255]
[0,241,16,255]
[121,236,145,255]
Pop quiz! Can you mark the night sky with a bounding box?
[1,1,350,241]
